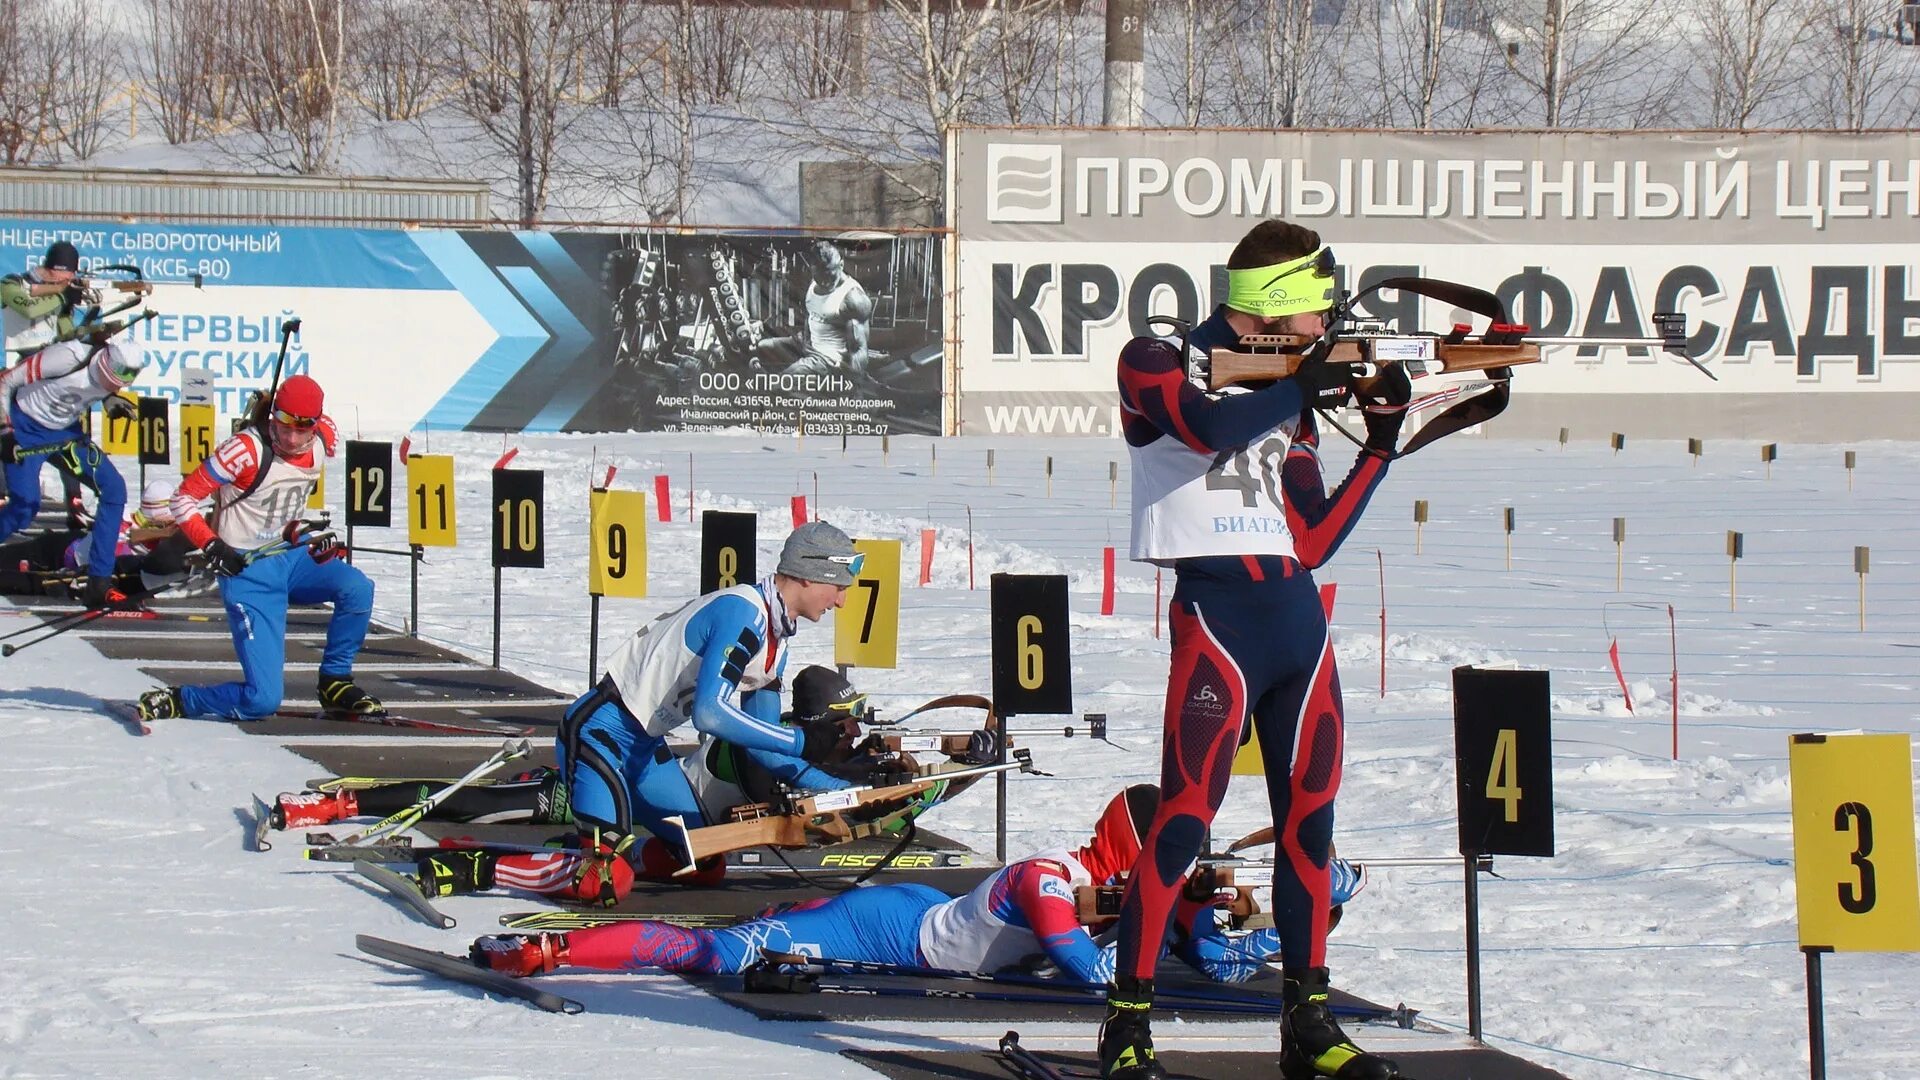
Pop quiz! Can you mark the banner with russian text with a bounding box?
[947,129,1920,439]
[0,222,942,435]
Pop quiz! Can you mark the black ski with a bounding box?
[355,934,584,1014]
[354,860,455,929]
[303,839,420,863]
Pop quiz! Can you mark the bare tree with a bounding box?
[47,4,128,160]
[986,0,1098,125]
[414,0,596,225]
[1693,0,1816,128]
[1805,0,1920,129]
[1349,0,1514,127]
[354,0,444,122]
[134,0,225,145]
[1484,0,1685,127]
[215,0,349,173]
[1145,0,1244,126]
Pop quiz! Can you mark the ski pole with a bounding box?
[330,739,531,848]
[0,581,183,656]
[748,967,1296,1017]
[999,1032,1065,1080]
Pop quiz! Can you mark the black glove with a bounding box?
[285,520,342,563]
[797,712,857,764]
[1290,355,1357,410]
[201,538,248,577]
[102,394,137,421]
[958,728,1001,766]
[1357,363,1413,457]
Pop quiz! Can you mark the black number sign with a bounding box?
[491,468,545,569]
[1452,665,1555,857]
[137,397,171,466]
[989,573,1072,715]
[701,510,757,594]
[344,440,393,528]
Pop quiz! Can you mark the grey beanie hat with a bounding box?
[777,521,859,586]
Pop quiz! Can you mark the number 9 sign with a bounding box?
[1790,733,1920,951]
[589,488,648,598]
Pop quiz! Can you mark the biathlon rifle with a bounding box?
[660,749,1045,871]
[11,264,202,355]
[1195,274,1711,457]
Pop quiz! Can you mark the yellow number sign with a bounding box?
[308,464,326,510]
[101,392,139,456]
[178,403,215,475]
[406,455,458,547]
[834,538,900,669]
[588,489,649,598]
[1790,732,1920,951]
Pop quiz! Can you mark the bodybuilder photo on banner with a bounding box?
[594,232,943,435]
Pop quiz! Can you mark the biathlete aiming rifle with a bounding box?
[1192,274,1707,457]
[8,264,203,356]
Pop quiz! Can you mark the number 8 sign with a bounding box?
[589,488,648,598]
[1790,733,1920,951]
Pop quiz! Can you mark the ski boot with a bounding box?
[317,675,385,716]
[137,687,184,722]
[416,849,497,898]
[470,933,569,977]
[271,789,360,829]
[1280,968,1399,1079]
[1097,975,1169,1080]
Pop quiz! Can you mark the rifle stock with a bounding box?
[1208,335,1541,391]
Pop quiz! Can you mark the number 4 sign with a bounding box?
[1452,665,1555,858]
[1790,733,1920,951]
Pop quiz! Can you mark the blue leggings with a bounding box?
[179,548,373,720]
[556,684,708,854]
[571,883,947,973]
[0,407,124,574]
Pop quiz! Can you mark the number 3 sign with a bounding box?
[1790,733,1920,951]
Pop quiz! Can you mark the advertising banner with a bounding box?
[0,222,943,435]
[948,129,1920,438]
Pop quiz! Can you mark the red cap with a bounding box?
[1074,784,1160,884]
[274,375,324,420]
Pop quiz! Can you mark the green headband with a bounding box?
[1224,248,1336,319]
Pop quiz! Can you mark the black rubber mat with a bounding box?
[136,664,568,707]
[89,632,474,666]
[842,1045,1571,1080]
[232,702,564,737]
[289,741,561,779]
[698,961,1345,1024]
[38,606,387,634]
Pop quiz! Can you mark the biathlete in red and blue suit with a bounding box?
[1100,219,1413,1080]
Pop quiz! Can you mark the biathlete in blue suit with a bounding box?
[469,785,1368,983]
[136,374,376,724]
[0,338,144,610]
[412,523,869,907]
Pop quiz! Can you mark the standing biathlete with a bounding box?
[1099,220,1411,1080]
[136,375,378,724]
[0,339,144,609]
[413,523,869,905]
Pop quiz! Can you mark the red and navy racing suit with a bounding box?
[1114,307,1390,980]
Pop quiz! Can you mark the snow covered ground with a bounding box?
[3,429,1916,1079]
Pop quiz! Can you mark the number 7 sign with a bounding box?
[834,538,899,670]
